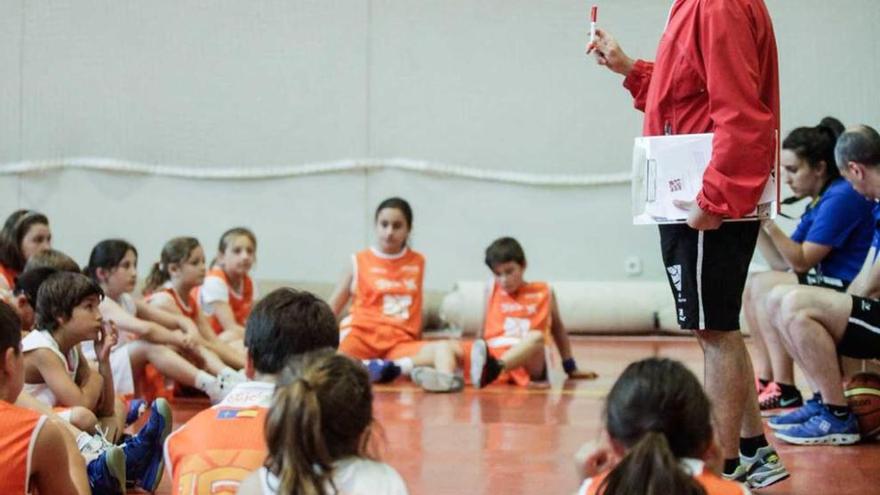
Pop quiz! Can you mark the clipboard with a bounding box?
[631,132,779,225]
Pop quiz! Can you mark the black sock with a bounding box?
[826,404,850,419]
[812,392,823,403]
[777,382,800,398]
[723,458,740,476]
[740,434,769,458]
[758,378,770,388]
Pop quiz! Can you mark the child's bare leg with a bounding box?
[16,391,95,436]
[194,345,229,375]
[202,337,246,370]
[67,406,99,433]
[57,418,91,494]
[128,340,210,388]
[499,331,544,370]
[409,341,457,374]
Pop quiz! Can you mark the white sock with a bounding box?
[76,432,92,451]
[194,371,217,392]
[219,367,239,381]
[395,358,414,376]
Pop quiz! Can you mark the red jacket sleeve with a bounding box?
[695,0,776,218]
[622,59,653,112]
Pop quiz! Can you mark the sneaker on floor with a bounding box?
[740,445,789,489]
[411,367,464,392]
[87,445,126,495]
[205,374,239,404]
[768,396,823,431]
[758,382,803,416]
[722,462,749,484]
[755,376,767,396]
[122,398,173,492]
[125,398,148,426]
[470,340,502,389]
[364,359,402,383]
[774,407,861,446]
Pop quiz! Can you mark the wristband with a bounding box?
[563,358,578,375]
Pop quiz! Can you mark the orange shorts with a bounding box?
[339,325,427,360]
[459,339,532,387]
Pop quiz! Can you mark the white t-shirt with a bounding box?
[259,457,409,495]
[199,274,260,316]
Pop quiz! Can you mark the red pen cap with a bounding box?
[591,5,598,22]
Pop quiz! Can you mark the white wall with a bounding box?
[1,0,878,289]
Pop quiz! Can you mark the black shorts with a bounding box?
[797,272,849,291]
[839,296,880,359]
[660,221,760,331]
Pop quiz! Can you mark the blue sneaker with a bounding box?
[774,406,861,445]
[87,445,126,495]
[768,396,823,431]
[364,359,402,383]
[125,398,148,426]
[122,398,173,492]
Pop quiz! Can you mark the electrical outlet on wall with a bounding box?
[624,256,642,276]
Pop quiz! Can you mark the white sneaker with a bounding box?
[411,367,464,393]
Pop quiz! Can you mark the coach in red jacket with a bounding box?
[589,0,787,489]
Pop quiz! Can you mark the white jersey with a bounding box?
[21,330,80,407]
[259,458,409,495]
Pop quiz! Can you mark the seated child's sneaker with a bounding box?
[364,359,402,383]
[122,398,173,492]
[87,445,126,495]
[411,367,464,392]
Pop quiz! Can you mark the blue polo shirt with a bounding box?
[790,178,874,282]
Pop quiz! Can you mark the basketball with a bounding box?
[844,372,880,439]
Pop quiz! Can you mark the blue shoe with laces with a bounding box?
[768,395,823,431]
[774,406,861,445]
[122,398,173,492]
[87,445,126,495]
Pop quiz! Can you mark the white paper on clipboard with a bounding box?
[631,132,778,225]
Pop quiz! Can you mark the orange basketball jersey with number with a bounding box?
[345,248,425,340]
[0,400,47,495]
[483,281,552,345]
[147,286,200,323]
[577,460,748,495]
[197,268,254,334]
[164,381,273,495]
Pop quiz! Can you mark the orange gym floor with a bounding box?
[155,337,880,495]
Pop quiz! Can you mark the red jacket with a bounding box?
[624,0,780,218]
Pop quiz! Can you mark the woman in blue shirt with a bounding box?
[744,118,875,412]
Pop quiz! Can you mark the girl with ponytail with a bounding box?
[746,117,875,412]
[575,358,748,495]
[143,237,245,369]
[238,349,409,495]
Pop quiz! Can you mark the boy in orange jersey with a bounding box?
[416,237,595,390]
[163,287,339,495]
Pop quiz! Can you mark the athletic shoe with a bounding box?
[755,376,767,395]
[470,340,502,389]
[768,396,823,431]
[411,367,464,392]
[740,445,789,489]
[364,359,402,383]
[774,407,861,446]
[125,398,148,426]
[205,374,238,404]
[122,398,173,492]
[87,445,126,495]
[722,463,749,484]
[759,382,803,416]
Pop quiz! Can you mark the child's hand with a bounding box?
[567,369,599,381]
[95,321,118,362]
[575,435,619,479]
[177,333,198,352]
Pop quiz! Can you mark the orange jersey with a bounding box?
[0,263,18,290]
[146,286,200,322]
[346,248,425,340]
[577,459,748,495]
[483,281,551,345]
[0,400,47,494]
[164,381,273,495]
[197,268,254,334]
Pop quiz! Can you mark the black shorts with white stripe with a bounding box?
[797,272,849,291]
[839,296,880,359]
[659,221,760,331]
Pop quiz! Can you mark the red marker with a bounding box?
[590,5,598,44]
